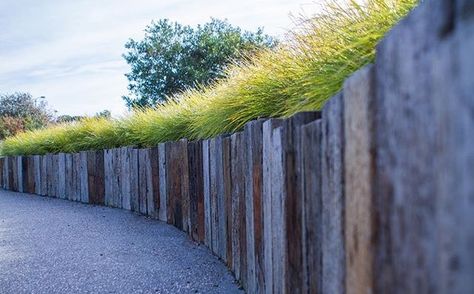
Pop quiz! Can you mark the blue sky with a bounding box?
[0,0,313,116]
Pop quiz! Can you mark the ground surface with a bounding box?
[0,189,241,294]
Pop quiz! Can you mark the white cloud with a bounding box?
[0,0,314,116]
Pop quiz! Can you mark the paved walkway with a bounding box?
[0,190,241,294]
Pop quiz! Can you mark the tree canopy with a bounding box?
[0,92,53,139]
[122,18,277,108]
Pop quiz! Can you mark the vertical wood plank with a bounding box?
[104,149,113,206]
[262,118,283,294]
[80,151,89,203]
[301,120,323,294]
[129,148,139,212]
[17,156,24,193]
[202,140,212,247]
[158,143,168,221]
[179,139,190,233]
[41,155,47,196]
[0,157,4,189]
[223,136,233,268]
[120,147,131,210]
[188,141,204,242]
[343,66,375,294]
[138,148,150,215]
[149,146,160,219]
[65,154,73,200]
[57,153,66,199]
[34,155,41,195]
[321,93,345,294]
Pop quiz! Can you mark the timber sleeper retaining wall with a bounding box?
[1,1,473,293]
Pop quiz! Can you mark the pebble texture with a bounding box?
[0,189,242,294]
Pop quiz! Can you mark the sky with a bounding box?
[0,0,315,117]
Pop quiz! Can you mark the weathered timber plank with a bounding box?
[244,119,267,294]
[57,153,66,199]
[301,120,323,294]
[120,147,131,210]
[26,156,35,194]
[65,154,73,200]
[149,146,160,219]
[223,136,233,268]
[166,141,186,229]
[129,148,139,213]
[202,140,212,247]
[373,10,474,293]
[215,136,226,261]
[158,143,168,221]
[79,152,89,203]
[270,127,285,294]
[138,148,150,215]
[87,150,105,205]
[73,153,82,201]
[321,93,345,294]
[179,139,190,233]
[104,149,113,206]
[34,155,41,195]
[188,141,204,242]
[40,155,47,196]
[262,118,284,294]
[343,65,375,294]
[17,156,24,193]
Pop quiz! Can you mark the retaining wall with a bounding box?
[1,1,473,293]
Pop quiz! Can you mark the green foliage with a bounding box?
[0,0,418,156]
[0,93,53,140]
[123,18,277,108]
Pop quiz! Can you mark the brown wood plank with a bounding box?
[202,140,212,247]
[179,139,190,233]
[149,146,160,219]
[188,141,204,242]
[223,136,233,268]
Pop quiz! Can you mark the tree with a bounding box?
[122,18,277,108]
[0,92,54,139]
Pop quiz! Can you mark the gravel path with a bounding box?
[0,189,242,294]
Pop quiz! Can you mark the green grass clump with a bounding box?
[0,0,418,156]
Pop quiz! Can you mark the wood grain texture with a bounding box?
[343,65,375,294]
[120,148,131,210]
[230,132,247,287]
[104,149,113,207]
[223,136,233,268]
[188,141,204,242]
[129,149,140,213]
[321,93,345,294]
[57,153,66,199]
[80,152,89,203]
[17,156,24,193]
[65,154,73,200]
[179,139,190,233]
[158,143,168,221]
[138,148,150,215]
[149,146,160,219]
[0,158,4,189]
[301,120,323,294]
[208,138,218,253]
[202,140,212,247]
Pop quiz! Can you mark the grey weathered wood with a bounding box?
[202,140,212,247]
[208,138,217,253]
[301,120,323,294]
[138,148,150,215]
[34,155,41,195]
[149,147,160,219]
[57,153,66,199]
[215,136,226,261]
[120,148,131,210]
[104,149,113,206]
[80,151,89,203]
[373,7,474,293]
[231,132,247,286]
[73,153,82,201]
[158,143,168,221]
[17,156,24,193]
[179,139,190,233]
[129,148,139,212]
[262,118,284,294]
[270,126,285,294]
[40,155,47,196]
[223,136,233,268]
[321,93,345,294]
[65,154,73,200]
[343,65,375,294]
[45,154,53,196]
